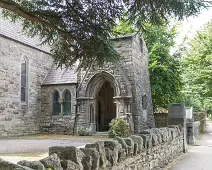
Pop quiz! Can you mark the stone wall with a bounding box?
[154,112,202,145]
[194,112,206,133]
[186,119,200,145]
[131,36,155,131]
[154,113,168,128]
[76,37,137,131]
[77,35,154,134]
[40,84,77,134]
[0,125,184,170]
[0,35,53,137]
[193,121,200,139]
[154,111,207,134]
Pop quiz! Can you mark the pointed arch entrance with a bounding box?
[85,71,120,132]
[96,81,116,131]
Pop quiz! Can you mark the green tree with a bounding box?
[182,21,212,111]
[145,24,183,110]
[114,21,183,110]
[183,21,212,98]
[0,0,210,69]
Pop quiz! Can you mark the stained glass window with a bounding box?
[64,90,71,115]
[53,90,60,115]
[21,59,27,103]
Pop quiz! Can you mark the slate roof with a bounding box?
[0,14,50,53]
[42,64,78,85]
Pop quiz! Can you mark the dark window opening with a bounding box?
[53,91,60,115]
[142,94,148,110]
[21,60,27,103]
[64,90,71,115]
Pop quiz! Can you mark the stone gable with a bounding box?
[76,35,154,134]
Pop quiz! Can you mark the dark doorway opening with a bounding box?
[96,81,116,131]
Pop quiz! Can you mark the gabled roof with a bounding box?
[42,64,78,85]
[0,14,50,53]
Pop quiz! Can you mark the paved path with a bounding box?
[171,121,212,170]
[0,135,107,163]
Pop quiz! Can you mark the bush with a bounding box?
[206,107,212,115]
[46,165,54,170]
[108,118,130,138]
[77,127,91,136]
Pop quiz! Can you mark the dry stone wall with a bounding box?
[154,113,202,146]
[194,112,206,133]
[0,125,184,170]
[193,121,200,139]
[154,113,168,128]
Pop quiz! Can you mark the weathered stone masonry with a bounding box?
[40,84,77,134]
[0,125,183,170]
[0,34,53,137]
[0,17,155,136]
[77,36,155,134]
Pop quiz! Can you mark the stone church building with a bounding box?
[0,18,155,137]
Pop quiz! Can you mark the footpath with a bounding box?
[170,121,212,170]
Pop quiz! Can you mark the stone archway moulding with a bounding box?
[85,71,121,98]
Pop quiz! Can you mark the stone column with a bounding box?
[113,96,125,119]
[125,98,134,134]
[88,100,96,133]
[73,101,81,135]
[59,98,64,115]
[186,107,195,145]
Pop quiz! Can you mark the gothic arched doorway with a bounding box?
[96,81,116,131]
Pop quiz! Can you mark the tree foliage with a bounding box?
[144,24,183,110]
[0,0,210,69]
[183,21,212,98]
[182,21,212,111]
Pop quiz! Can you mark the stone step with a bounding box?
[93,132,109,136]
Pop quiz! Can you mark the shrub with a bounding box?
[77,127,91,136]
[108,118,130,138]
[46,165,54,170]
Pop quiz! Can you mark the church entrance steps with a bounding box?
[93,131,109,137]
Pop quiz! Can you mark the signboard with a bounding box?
[168,103,186,119]
[185,107,193,119]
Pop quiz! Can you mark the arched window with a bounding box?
[142,94,148,110]
[63,90,71,115]
[21,58,28,103]
[53,90,60,115]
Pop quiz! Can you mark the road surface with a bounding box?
[0,135,107,163]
